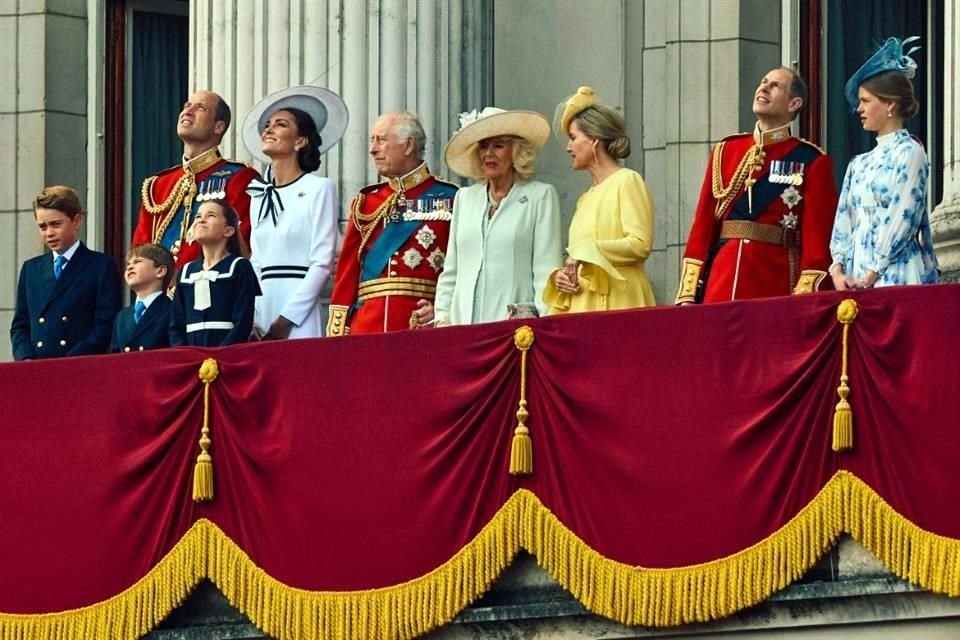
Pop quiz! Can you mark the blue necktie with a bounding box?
[133,300,146,324]
[53,255,67,279]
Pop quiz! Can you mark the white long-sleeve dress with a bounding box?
[249,172,339,338]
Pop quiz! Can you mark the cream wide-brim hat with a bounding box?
[443,108,551,179]
[241,85,349,164]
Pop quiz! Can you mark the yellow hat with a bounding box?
[559,87,597,133]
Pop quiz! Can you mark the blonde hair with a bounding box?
[474,136,539,183]
[511,137,537,181]
[571,105,631,159]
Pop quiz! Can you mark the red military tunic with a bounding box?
[327,164,458,335]
[132,147,259,266]
[676,124,838,303]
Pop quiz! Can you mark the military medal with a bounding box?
[217,178,226,199]
[770,160,805,186]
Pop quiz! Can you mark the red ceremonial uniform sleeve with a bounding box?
[798,153,838,275]
[132,182,156,247]
[682,146,720,262]
[329,205,362,312]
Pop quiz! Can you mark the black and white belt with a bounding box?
[261,265,309,281]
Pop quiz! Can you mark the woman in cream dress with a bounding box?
[412,108,562,326]
[544,87,656,313]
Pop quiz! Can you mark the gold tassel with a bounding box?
[510,326,535,475]
[832,299,859,452]
[193,358,219,502]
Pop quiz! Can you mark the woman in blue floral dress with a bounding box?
[829,38,938,290]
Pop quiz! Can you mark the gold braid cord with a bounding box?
[832,299,859,452]
[141,172,198,246]
[510,326,535,475]
[193,358,219,502]
[352,191,401,259]
[711,141,765,220]
[1,472,958,639]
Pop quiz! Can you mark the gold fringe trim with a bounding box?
[2,472,958,638]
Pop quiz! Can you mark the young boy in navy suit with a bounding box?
[109,244,174,353]
[10,186,121,360]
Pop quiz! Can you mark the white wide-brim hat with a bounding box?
[444,108,551,179]
[241,85,349,164]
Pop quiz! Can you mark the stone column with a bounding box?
[0,0,88,361]
[930,0,960,282]
[189,0,493,209]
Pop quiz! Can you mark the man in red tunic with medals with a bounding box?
[327,112,458,335]
[132,90,259,267]
[676,67,838,304]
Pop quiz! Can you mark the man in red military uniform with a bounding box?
[327,111,458,335]
[132,90,259,267]
[676,67,838,304]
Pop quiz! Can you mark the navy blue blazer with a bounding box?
[109,294,172,353]
[10,243,122,361]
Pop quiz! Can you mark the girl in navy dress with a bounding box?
[169,199,261,346]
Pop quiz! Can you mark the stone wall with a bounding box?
[492,0,782,305]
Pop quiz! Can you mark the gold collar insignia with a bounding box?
[387,163,431,193]
[754,123,793,146]
[183,147,222,175]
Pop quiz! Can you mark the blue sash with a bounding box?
[360,220,422,281]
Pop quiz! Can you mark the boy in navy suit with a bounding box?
[10,186,121,360]
[109,244,174,353]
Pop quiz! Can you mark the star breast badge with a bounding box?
[416,225,437,250]
[780,186,802,210]
[402,248,423,269]
[780,211,799,230]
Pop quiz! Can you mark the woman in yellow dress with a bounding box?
[544,87,656,313]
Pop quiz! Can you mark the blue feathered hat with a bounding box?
[844,36,920,111]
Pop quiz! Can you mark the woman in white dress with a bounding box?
[241,86,348,338]
[412,108,562,327]
[830,37,938,290]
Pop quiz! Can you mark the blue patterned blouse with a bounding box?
[830,128,938,286]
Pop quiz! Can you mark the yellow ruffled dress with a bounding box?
[544,168,656,313]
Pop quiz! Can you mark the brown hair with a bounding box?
[127,243,175,290]
[861,71,920,119]
[571,104,631,159]
[201,199,243,256]
[33,185,83,219]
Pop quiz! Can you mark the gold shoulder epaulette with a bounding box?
[359,181,385,195]
[720,132,751,143]
[154,164,182,177]
[433,177,460,189]
[798,138,828,155]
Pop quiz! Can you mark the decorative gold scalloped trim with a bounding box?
[1,472,957,638]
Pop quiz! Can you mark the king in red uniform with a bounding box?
[676,67,839,304]
[327,112,458,335]
[133,90,259,267]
